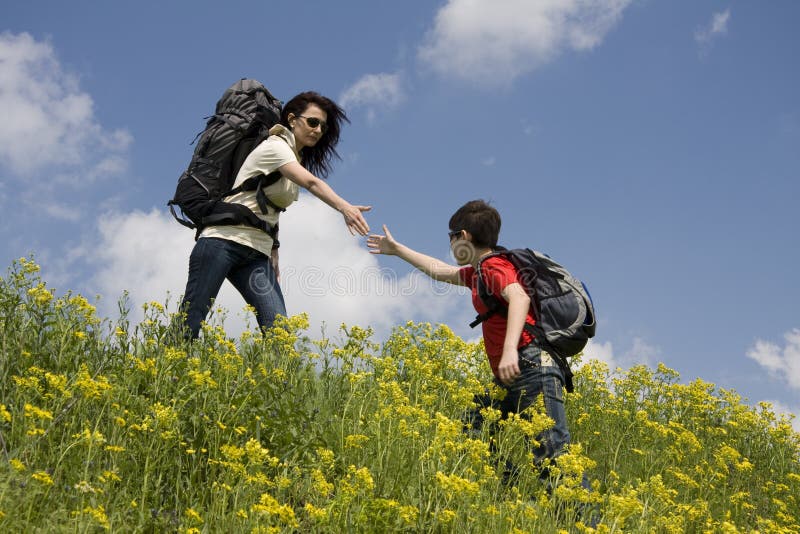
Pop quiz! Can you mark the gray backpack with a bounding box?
[470,247,596,391]
[168,79,284,240]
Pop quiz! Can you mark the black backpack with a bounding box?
[469,247,596,392]
[168,79,286,240]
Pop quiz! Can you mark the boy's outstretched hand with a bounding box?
[367,225,400,255]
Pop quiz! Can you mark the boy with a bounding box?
[367,199,576,483]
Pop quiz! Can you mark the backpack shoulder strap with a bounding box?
[468,249,510,329]
[227,171,285,213]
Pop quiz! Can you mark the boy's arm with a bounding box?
[496,282,531,384]
[367,225,465,285]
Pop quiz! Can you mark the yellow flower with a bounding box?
[24,403,53,421]
[146,300,165,313]
[10,458,26,472]
[304,503,327,521]
[27,283,53,306]
[311,468,334,497]
[188,369,218,389]
[19,257,41,273]
[0,404,11,423]
[435,471,479,497]
[73,364,112,399]
[152,402,178,428]
[219,443,245,461]
[75,505,109,529]
[437,509,456,523]
[31,471,54,486]
[44,373,69,393]
[100,470,121,483]
[72,428,106,446]
[250,493,298,528]
[345,433,370,449]
[244,438,278,466]
[185,507,203,525]
[316,447,335,466]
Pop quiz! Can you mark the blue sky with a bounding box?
[2,1,798,427]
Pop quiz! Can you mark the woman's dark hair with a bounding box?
[449,200,501,249]
[281,91,349,178]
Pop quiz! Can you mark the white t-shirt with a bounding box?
[201,124,300,255]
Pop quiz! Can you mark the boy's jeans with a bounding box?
[180,237,286,339]
[465,343,572,479]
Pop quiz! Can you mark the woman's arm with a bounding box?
[367,225,465,285]
[278,160,371,236]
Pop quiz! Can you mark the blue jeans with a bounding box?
[180,237,286,339]
[465,343,572,481]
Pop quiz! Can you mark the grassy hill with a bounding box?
[1,258,799,533]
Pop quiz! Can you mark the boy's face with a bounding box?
[449,230,476,266]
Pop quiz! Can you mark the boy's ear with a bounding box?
[463,231,475,243]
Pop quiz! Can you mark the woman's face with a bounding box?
[290,103,328,150]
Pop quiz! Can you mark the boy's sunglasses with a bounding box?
[448,230,463,240]
[296,115,328,133]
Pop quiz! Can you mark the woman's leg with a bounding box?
[180,238,239,339]
[226,248,286,333]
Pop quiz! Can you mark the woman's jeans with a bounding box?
[465,343,573,483]
[180,237,286,339]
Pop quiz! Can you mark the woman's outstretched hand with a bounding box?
[367,225,400,256]
[341,204,372,236]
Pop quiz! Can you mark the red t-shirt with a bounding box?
[459,255,536,377]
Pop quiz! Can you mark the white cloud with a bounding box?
[339,72,405,121]
[78,194,466,339]
[0,32,131,181]
[41,202,82,222]
[580,335,660,372]
[747,328,800,392]
[582,338,618,370]
[624,336,660,365]
[418,0,633,85]
[695,9,731,46]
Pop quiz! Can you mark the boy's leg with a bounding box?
[501,345,572,484]
[463,391,497,437]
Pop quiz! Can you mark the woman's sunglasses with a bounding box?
[296,115,328,133]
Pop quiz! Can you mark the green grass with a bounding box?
[1,257,798,533]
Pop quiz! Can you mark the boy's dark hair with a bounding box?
[281,91,349,179]
[449,200,501,249]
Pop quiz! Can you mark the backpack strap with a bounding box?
[168,201,196,230]
[468,248,575,392]
[227,171,285,214]
[199,203,278,240]
[468,250,508,328]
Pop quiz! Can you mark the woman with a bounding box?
[180,91,371,338]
